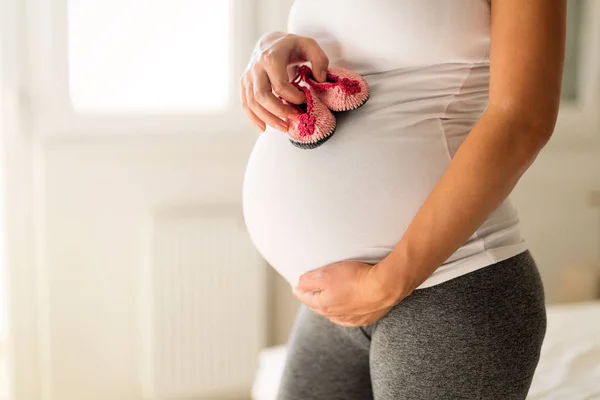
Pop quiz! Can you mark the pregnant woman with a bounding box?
[242,1,566,399]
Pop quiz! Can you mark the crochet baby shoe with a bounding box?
[296,65,369,112]
[283,84,337,149]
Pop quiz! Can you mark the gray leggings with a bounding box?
[277,251,546,400]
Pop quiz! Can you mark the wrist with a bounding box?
[258,31,287,47]
[372,249,418,305]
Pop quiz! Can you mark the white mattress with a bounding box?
[528,302,600,399]
[253,301,600,400]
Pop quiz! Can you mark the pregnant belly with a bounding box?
[243,112,452,286]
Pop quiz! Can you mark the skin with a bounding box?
[240,32,330,133]
[244,0,567,327]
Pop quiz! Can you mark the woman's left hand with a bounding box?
[293,260,407,327]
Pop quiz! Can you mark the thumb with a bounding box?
[296,268,327,292]
[287,64,298,82]
[298,37,329,83]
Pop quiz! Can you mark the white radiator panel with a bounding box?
[140,208,266,399]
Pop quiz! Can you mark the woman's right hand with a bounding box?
[240,32,329,132]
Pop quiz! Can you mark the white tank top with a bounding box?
[243,0,527,288]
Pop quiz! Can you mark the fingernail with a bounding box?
[320,71,327,82]
[278,123,289,132]
[257,125,266,133]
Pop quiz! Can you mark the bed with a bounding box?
[252,301,600,400]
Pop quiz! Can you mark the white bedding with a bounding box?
[528,302,600,399]
[253,301,600,400]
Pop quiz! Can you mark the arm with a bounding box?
[374,0,567,299]
[293,0,566,327]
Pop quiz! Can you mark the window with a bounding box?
[68,0,231,113]
[562,0,582,101]
[27,0,255,136]
[552,0,600,144]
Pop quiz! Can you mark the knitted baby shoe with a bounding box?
[296,65,369,112]
[283,84,337,149]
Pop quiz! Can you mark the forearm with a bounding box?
[376,105,552,300]
[373,0,566,301]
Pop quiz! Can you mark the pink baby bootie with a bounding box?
[283,83,337,149]
[296,65,370,112]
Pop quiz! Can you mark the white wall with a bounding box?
[513,141,600,302]
[0,36,6,342]
[40,137,255,400]
[1,1,293,399]
[32,1,294,399]
[257,0,293,33]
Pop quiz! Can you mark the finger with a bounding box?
[246,82,289,132]
[240,80,266,132]
[329,313,355,323]
[327,304,392,327]
[331,313,376,327]
[253,69,301,119]
[298,264,343,291]
[296,268,329,292]
[242,104,266,133]
[262,60,306,104]
[293,288,329,314]
[328,317,364,328]
[287,64,298,81]
[301,295,376,319]
[332,309,389,327]
[293,288,354,318]
[297,37,329,82]
[294,284,356,317]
